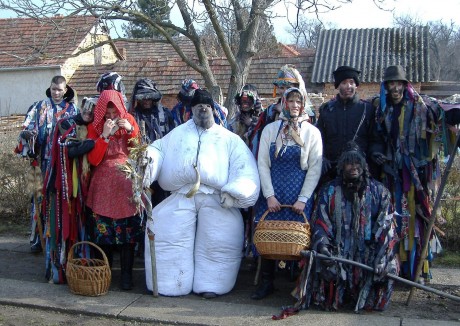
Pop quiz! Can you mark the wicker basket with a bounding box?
[253,205,311,260]
[66,241,111,296]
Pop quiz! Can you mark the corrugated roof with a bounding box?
[70,41,315,98]
[311,27,430,84]
[0,15,98,68]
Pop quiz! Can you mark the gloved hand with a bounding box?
[67,139,95,158]
[371,152,387,165]
[20,130,37,141]
[321,158,331,175]
[220,192,235,209]
[318,244,334,267]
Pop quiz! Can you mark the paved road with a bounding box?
[0,234,459,325]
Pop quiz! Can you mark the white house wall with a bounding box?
[0,67,61,116]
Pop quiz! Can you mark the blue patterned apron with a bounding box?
[255,139,314,223]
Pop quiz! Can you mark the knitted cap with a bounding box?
[333,66,360,89]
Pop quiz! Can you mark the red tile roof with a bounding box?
[0,15,98,68]
[70,40,316,99]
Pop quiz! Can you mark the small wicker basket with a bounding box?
[253,205,311,260]
[66,241,111,296]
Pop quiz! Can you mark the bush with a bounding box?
[439,152,460,251]
[0,130,30,225]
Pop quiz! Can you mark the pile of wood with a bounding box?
[0,115,23,132]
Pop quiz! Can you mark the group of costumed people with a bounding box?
[15,63,459,313]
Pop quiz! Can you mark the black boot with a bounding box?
[251,259,275,300]
[120,243,135,290]
[98,245,113,269]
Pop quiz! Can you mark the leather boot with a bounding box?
[251,259,275,300]
[99,245,113,269]
[120,243,135,290]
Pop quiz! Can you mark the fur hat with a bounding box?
[190,89,214,109]
[383,65,408,83]
[333,66,361,89]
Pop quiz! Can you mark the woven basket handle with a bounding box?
[259,204,308,223]
[67,241,109,266]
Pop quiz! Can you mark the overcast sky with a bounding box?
[1,0,459,43]
[275,0,460,42]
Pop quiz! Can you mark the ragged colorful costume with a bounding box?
[370,80,455,281]
[42,98,96,283]
[309,177,398,311]
[16,89,78,252]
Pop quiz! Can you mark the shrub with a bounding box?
[0,130,30,225]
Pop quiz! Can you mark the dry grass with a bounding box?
[0,129,30,231]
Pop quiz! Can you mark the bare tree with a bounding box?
[394,15,460,81]
[286,16,334,49]
[0,0,393,116]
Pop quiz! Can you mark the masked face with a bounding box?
[191,103,214,129]
[240,95,254,112]
[386,81,405,104]
[337,78,357,101]
[343,162,363,182]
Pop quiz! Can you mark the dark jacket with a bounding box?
[316,94,374,163]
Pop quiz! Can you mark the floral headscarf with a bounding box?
[281,87,307,119]
[92,90,128,136]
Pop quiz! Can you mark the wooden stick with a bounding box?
[301,250,460,303]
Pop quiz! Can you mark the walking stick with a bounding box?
[406,131,460,305]
[300,250,460,303]
[147,226,159,297]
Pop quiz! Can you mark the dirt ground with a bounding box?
[0,227,459,324]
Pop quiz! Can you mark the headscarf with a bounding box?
[129,78,162,112]
[92,90,128,136]
[178,78,199,102]
[96,72,125,94]
[273,65,314,117]
[234,84,262,113]
[274,88,308,157]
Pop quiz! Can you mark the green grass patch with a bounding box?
[434,250,460,267]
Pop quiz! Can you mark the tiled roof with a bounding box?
[0,15,98,68]
[70,41,315,98]
[311,27,430,84]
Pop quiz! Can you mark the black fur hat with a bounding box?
[333,66,360,89]
[190,89,214,109]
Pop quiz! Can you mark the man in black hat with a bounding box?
[16,75,79,253]
[369,65,445,282]
[316,66,376,183]
[143,88,260,299]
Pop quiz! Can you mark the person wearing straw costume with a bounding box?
[251,87,322,300]
[143,89,260,298]
[85,90,142,291]
[309,141,398,312]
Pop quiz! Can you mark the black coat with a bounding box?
[316,94,374,163]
